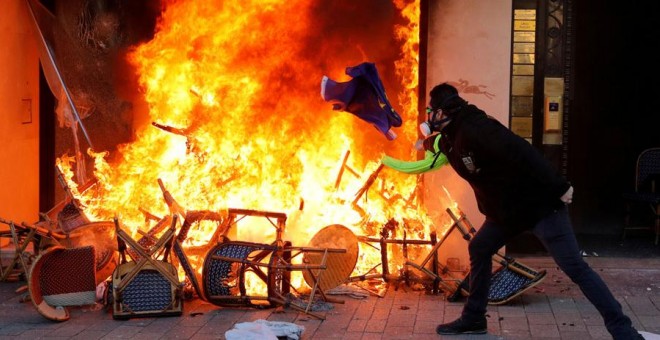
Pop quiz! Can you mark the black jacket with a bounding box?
[438,104,570,233]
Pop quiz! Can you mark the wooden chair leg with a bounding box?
[1,224,37,282]
[622,201,632,242]
[654,204,659,245]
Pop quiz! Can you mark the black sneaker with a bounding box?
[436,317,487,335]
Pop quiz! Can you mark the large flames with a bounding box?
[57,0,458,293]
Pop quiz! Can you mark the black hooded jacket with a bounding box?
[438,104,571,233]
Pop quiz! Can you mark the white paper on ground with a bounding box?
[225,322,277,340]
[225,319,305,340]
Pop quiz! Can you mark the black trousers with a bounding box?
[461,206,637,339]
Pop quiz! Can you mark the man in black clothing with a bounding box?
[426,83,643,339]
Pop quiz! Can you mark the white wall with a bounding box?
[0,0,40,237]
[424,0,512,269]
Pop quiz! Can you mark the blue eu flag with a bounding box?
[321,62,402,140]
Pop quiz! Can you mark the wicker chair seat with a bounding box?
[203,241,276,306]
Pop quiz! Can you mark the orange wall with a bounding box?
[424,0,512,267]
[0,0,40,237]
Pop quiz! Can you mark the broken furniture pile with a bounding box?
[328,150,547,303]
[332,207,547,305]
[1,172,345,321]
[1,150,547,323]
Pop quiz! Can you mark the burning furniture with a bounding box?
[199,209,346,320]
[1,146,548,324]
[203,240,335,318]
[329,152,547,304]
[329,151,444,295]
[155,179,346,320]
[112,216,183,319]
[335,207,547,304]
[11,0,465,323]
[347,219,448,296]
[302,224,359,293]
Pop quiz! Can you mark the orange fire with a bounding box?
[57,0,459,295]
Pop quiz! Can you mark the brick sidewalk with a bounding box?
[0,256,659,339]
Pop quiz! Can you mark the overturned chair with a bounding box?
[112,216,184,319]
[203,240,343,319]
[200,209,346,319]
[405,208,547,305]
[444,209,547,305]
[28,245,97,321]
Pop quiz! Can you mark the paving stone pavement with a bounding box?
[0,256,659,339]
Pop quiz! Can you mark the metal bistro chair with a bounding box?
[622,147,660,245]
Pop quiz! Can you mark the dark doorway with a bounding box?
[569,1,660,237]
[508,0,660,255]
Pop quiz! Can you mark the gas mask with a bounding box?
[416,107,445,151]
[420,106,451,137]
[419,121,433,137]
